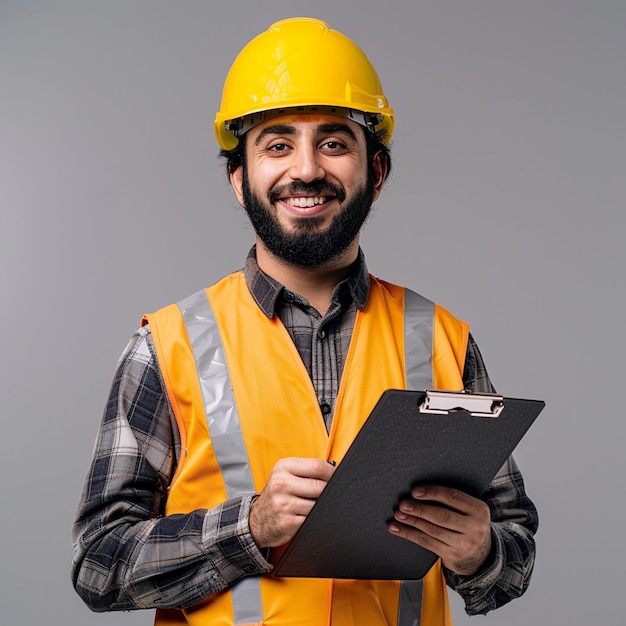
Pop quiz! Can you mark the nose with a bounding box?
[288,144,325,183]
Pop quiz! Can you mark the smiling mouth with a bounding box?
[283,196,330,208]
[270,181,345,208]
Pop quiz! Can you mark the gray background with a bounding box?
[1,1,624,624]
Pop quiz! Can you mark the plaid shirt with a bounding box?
[72,248,538,617]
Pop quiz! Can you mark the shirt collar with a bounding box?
[243,245,370,318]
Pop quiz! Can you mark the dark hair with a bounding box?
[220,137,246,177]
[219,127,392,182]
[365,129,392,182]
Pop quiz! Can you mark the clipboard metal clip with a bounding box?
[419,390,504,418]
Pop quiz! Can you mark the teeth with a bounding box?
[285,196,327,208]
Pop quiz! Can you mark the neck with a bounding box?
[255,239,359,315]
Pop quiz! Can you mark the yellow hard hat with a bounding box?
[214,17,394,150]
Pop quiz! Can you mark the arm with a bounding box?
[445,455,538,615]
[449,335,539,615]
[387,335,538,615]
[71,326,271,612]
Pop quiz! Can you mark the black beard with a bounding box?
[242,172,375,268]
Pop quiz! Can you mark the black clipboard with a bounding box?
[272,389,544,580]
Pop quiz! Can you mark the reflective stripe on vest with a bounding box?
[178,286,435,626]
[399,288,434,626]
[179,290,263,625]
[404,288,434,392]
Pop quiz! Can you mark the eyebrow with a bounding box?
[254,122,359,146]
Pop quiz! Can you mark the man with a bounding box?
[72,17,538,626]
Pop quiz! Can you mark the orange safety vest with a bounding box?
[144,272,469,626]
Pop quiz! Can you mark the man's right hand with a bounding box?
[249,457,335,548]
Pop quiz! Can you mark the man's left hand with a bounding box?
[388,485,492,576]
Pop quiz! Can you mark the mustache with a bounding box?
[268,180,346,204]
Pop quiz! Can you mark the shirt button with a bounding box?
[320,403,331,415]
[318,329,326,339]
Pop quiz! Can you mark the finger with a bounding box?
[410,485,483,515]
[388,519,452,554]
[396,498,467,534]
[393,506,461,546]
[278,457,336,481]
[288,475,331,500]
[266,458,334,503]
[388,518,492,576]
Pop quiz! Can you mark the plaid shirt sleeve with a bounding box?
[446,335,539,615]
[72,323,537,616]
[71,326,271,612]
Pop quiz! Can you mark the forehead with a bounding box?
[248,113,366,145]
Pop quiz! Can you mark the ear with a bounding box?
[230,166,245,207]
[371,151,388,202]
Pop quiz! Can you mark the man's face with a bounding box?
[230,114,385,268]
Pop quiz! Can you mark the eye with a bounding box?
[320,139,348,153]
[267,142,290,153]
